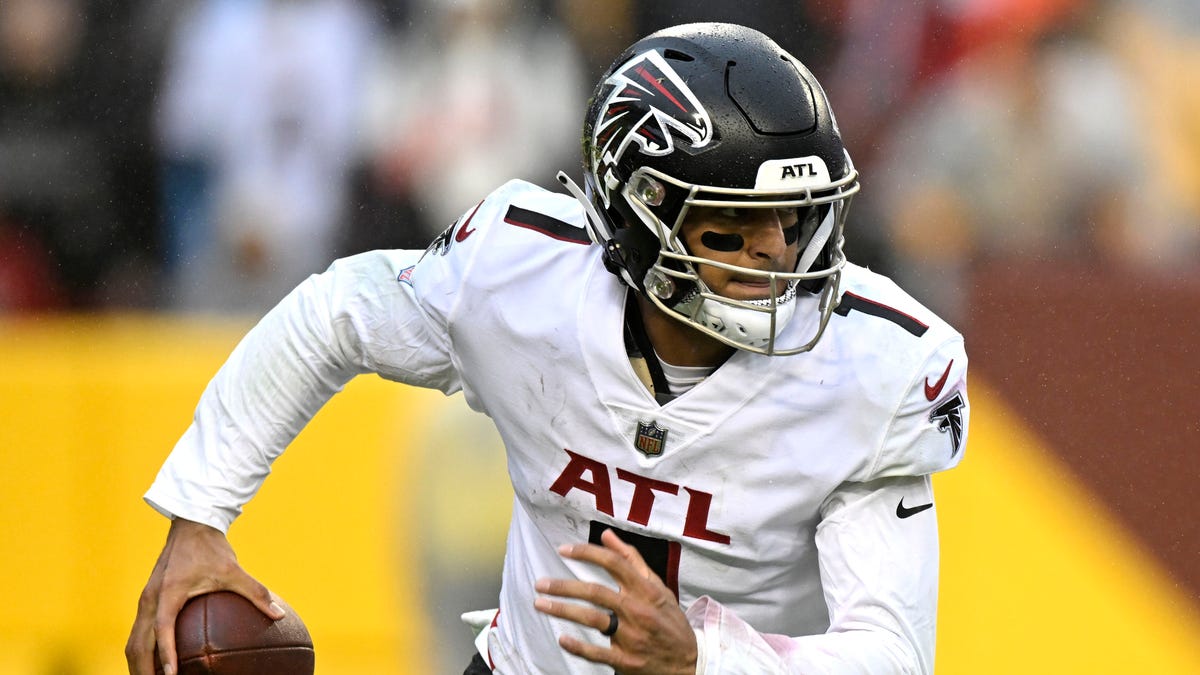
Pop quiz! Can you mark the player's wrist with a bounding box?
[168,517,225,541]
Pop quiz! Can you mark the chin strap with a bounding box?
[623,293,675,405]
[562,170,679,401]
[558,171,646,291]
[795,207,835,275]
[557,171,609,245]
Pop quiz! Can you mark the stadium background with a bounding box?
[2,0,1198,673]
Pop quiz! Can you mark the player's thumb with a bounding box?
[235,574,287,621]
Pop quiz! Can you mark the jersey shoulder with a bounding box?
[417,179,592,276]
[834,263,961,346]
[463,179,595,287]
[407,179,598,323]
[496,179,594,245]
[829,264,969,478]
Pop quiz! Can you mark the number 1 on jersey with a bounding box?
[589,521,681,599]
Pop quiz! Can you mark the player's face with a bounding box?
[679,206,802,301]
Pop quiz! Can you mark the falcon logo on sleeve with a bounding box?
[423,222,456,258]
[591,49,713,209]
[422,201,483,259]
[930,392,965,457]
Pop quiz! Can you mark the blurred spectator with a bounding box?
[823,0,941,167]
[0,216,64,311]
[7,0,1193,324]
[858,0,1200,321]
[1097,0,1200,269]
[355,0,585,248]
[0,0,162,311]
[823,0,1085,272]
[157,0,378,313]
[556,0,634,83]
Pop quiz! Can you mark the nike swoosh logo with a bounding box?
[896,498,934,519]
[454,202,483,242]
[924,359,954,401]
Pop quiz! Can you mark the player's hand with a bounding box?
[124,518,284,675]
[533,529,697,675]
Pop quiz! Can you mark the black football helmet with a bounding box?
[558,22,859,355]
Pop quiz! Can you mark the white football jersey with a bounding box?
[147,180,969,674]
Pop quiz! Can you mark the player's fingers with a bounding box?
[557,536,658,591]
[557,542,632,579]
[153,613,179,675]
[599,529,658,582]
[229,572,286,620]
[128,551,173,675]
[535,576,621,609]
[125,600,158,674]
[533,595,617,633]
[557,634,626,670]
[152,565,218,675]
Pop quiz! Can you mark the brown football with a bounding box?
[154,591,314,675]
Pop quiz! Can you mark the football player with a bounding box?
[126,23,969,675]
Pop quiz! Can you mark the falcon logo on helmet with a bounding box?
[591,50,713,210]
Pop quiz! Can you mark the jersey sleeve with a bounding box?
[687,475,939,674]
[143,245,466,532]
[870,335,970,479]
[143,179,536,532]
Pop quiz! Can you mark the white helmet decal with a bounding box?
[754,155,832,190]
[592,50,714,208]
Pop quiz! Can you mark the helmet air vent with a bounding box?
[727,59,817,135]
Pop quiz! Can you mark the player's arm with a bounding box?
[680,474,939,674]
[126,248,458,675]
[685,339,969,673]
[142,248,461,532]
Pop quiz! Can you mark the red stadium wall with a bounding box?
[963,261,1200,601]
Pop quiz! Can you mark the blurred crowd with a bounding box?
[1,0,1197,320]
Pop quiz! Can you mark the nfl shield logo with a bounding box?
[635,421,669,457]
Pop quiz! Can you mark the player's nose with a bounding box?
[743,211,789,261]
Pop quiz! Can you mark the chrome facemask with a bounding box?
[627,164,858,355]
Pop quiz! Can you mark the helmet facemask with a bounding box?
[619,165,856,356]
